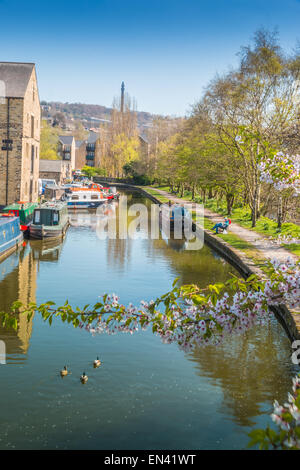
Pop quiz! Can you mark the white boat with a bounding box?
[66,190,108,209]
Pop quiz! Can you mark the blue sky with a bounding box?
[0,0,299,115]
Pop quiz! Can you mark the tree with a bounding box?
[52,112,66,129]
[40,120,61,160]
[201,29,300,226]
[99,91,140,177]
[81,165,97,178]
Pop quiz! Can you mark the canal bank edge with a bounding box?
[93,178,300,342]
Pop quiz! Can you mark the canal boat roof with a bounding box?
[0,215,20,227]
[2,203,38,225]
[68,190,104,196]
[4,202,37,211]
[32,202,68,228]
[35,201,67,211]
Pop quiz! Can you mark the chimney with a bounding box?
[120,81,125,113]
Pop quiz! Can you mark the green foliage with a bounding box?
[81,166,97,178]
[81,166,108,178]
[40,120,63,160]
[123,162,151,185]
[159,185,299,249]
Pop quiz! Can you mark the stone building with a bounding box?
[39,159,72,184]
[58,135,76,170]
[85,131,101,167]
[0,62,40,206]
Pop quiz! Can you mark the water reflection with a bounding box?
[31,238,65,263]
[0,245,37,359]
[188,320,295,427]
[0,190,296,449]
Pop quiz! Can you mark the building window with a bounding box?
[87,144,95,151]
[31,116,34,138]
[31,145,35,173]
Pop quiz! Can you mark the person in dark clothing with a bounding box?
[212,222,224,234]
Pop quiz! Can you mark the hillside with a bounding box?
[41,101,155,129]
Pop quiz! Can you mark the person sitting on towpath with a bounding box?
[212,217,230,234]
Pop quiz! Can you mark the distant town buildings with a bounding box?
[0,62,40,206]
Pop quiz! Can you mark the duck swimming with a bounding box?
[60,366,68,377]
[93,357,101,368]
[80,372,88,384]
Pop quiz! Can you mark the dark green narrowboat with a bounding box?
[30,202,69,240]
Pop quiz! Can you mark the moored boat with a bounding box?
[30,202,69,239]
[2,202,38,235]
[66,190,108,209]
[68,182,119,200]
[160,204,192,231]
[0,214,23,261]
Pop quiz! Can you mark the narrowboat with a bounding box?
[2,202,38,235]
[160,204,192,231]
[0,215,23,261]
[66,190,108,209]
[30,202,69,239]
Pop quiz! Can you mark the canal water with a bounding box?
[0,190,297,450]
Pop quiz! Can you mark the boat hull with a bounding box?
[0,216,23,262]
[0,234,23,262]
[67,200,107,209]
[29,222,69,240]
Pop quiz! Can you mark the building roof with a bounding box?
[0,62,35,98]
[75,140,85,148]
[59,135,74,146]
[87,131,100,144]
[139,133,149,144]
[39,160,67,173]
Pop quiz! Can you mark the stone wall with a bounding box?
[21,68,40,203]
[0,67,40,206]
[0,97,24,205]
[39,171,61,184]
